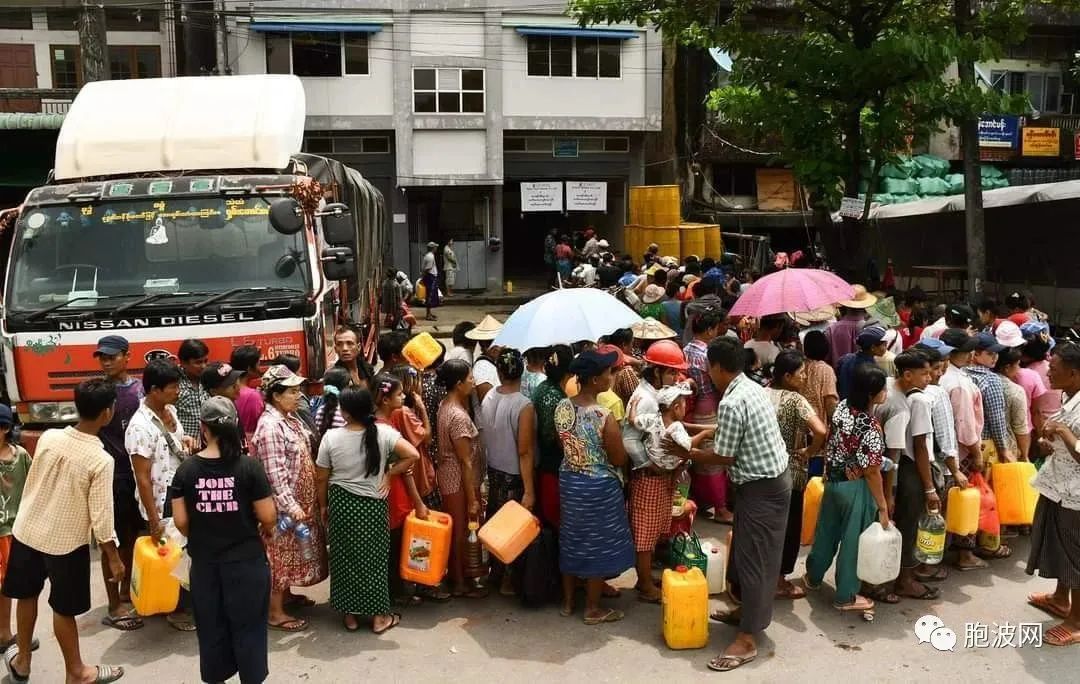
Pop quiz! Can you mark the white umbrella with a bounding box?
[494,288,643,350]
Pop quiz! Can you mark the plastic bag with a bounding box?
[170,551,191,590]
[972,471,1001,552]
[881,178,918,195]
[917,177,950,196]
[669,531,708,575]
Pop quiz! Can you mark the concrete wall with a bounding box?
[412,130,487,175]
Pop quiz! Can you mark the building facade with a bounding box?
[227,1,661,289]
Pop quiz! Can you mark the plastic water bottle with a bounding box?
[915,509,946,565]
[294,521,316,562]
[277,514,294,534]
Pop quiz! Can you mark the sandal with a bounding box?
[166,614,197,632]
[416,587,452,603]
[373,613,402,635]
[897,585,941,601]
[101,613,144,632]
[707,652,757,672]
[976,545,1012,560]
[1028,593,1071,620]
[914,567,949,583]
[343,614,361,633]
[583,608,624,625]
[709,608,741,626]
[864,586,901,604]
[92,664,125,683]
[955,558,989,572]
[835,596,875,612]
[775,582,807,600]
[0,635,40,652]
[1045,623,1080,646]
[3,648,28,683]
[559,604,574,617]
[268,618,308,632]
[636,592,662,605]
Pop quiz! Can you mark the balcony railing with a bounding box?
[0,89,78,116]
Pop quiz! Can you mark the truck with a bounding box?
[0,74,385,447]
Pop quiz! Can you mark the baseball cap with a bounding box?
[568,349,619,378]
[1021,321,1056,350]
[596,344,628,369]
[945,304,976,327]
[856,325,887,347]
[0,405,13,428]
[597,239,610,248]
[974,331,1006,354]
[657,383,693,408]
[940,329,977,352]
[200,396,238,426]
[916,337,956,356]
[260,364,306,393]
[995,320,1025,348]
[201,362,245,392]
[94,335,129,357]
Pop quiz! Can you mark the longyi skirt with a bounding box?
[1027,495,1080,590]
[328,486,391,615]
[558,471,634,578]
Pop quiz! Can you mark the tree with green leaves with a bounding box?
[571,0,1046,280]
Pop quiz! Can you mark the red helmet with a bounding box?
[644,340,689,370]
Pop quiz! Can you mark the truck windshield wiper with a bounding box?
[113,291,217,314]
[24,295,130,322]
[188,286,306,312]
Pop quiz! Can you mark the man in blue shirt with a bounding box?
[836,325,888,399]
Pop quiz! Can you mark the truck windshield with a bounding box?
[7,195,309,313]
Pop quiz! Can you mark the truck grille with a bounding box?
[47,368,144,392]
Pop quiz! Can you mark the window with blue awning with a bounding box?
[515,26,638,40]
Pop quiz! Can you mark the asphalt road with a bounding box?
[9,531,1079,683]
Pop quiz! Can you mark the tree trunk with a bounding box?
[956,0,985,299]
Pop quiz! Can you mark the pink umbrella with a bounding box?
[729,268,855,317]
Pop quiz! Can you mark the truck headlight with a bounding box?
[27,402,79,423]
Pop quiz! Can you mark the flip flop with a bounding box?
[976,545,1012,560]
[914,567,949,583]
[4,648,28,683]
[1045,623,1080,646]
[166,614,197,632]
[864,586,901,604]
[559,605,574,617]
[835,597,875,612]
[0,635,40,652]
[92,664,125,683]
[709,608,741,626]
[1028,593,1071,619]
[775,583,807,600]
[268,618,308,632]
[636,592,662,605]
[101,613,144,632]
[955,558,990,572]
[898,585,941,601]
[707,652,757,672]
[583,608,624,625]
[373,613,402,635]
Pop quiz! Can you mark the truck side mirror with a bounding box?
[269,198,304,235]
[321,246,355,281]
[318,203,353,245]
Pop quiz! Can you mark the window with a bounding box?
[108,46,161,80]
[413,68,484,113]
[0,9,33,30]
[46,9,78,31]
[304,137,333,153]
[50,45,81,89]
[505,136,630,154]
[264,32,369,77]
[526,36,572,77]
[604,137,629,152]
[991,69,1062,113]
[527,36,621,79]
[303,135,390,154]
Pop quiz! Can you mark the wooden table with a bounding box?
[909,265,968,299]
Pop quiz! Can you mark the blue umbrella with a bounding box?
[494,288,643,350]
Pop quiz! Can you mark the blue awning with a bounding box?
[515,26,638,40]
[249,22,382,33]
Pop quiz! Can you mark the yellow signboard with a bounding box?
[1022,127,1060,157]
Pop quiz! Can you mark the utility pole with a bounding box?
[214,0,228,75]
[78,0,108,82]
[956,0,985,299]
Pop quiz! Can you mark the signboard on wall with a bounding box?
[977,115,1020,149]
[566,181,607,212]
[1022,127,1060,157]
[520,182,564,212]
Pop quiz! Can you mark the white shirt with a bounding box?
[421,251,437,276]
[573,263,598,287]
[473,355,499,389]
[921,317,947,340]
[744,339,780,368]
[905,390,935,462]
[125,402,186,520]
[1033,389,1080,511]
[445,345,473,366]
[875,378,910,453]
[583,237,600,257]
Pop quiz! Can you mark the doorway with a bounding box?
[406,187,491,290]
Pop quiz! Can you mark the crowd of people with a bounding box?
[2,246,1080,681]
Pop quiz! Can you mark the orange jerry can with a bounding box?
[801,476,824,546]
[402,332,444,371]
[662,566,709,649]
[400,510,453,587]
[478,500,540,565]
[946,486,980,535]
[131,536,182,616]
[991,462,1039,526]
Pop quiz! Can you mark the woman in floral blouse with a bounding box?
[804,364,892,613]
[251,365,328,632]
